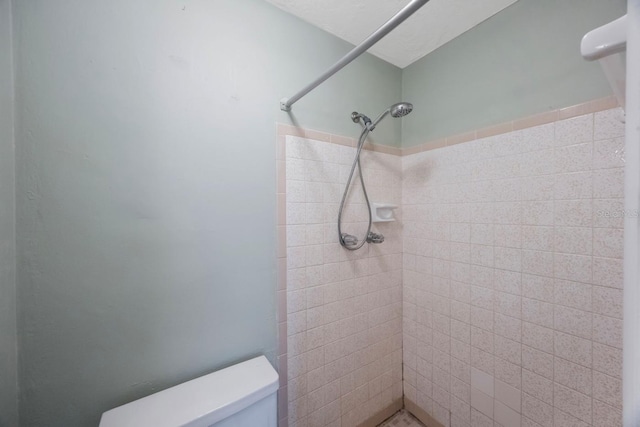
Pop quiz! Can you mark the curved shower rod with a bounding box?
[279,0,429,112]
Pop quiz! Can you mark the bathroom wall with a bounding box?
[11,0,401,425]
[402,0,627,146]
[402,107,626,427]
[280,130,403,426]
[0,0,18,425]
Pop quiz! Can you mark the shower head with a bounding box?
[369,102,413,130]
[390,102,413,118]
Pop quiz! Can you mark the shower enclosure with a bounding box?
[278,95,628,427]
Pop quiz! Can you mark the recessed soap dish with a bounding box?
[371,203,398,222]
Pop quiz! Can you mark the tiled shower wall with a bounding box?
[401,108,626,427]
[279,128,404,427]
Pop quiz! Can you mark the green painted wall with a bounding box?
[12,0,400,425]
[401,0,627,147]
[10,0,630,424]
[0,0,18,425]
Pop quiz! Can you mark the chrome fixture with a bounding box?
[352,102,413,130]
[338,102,414,250]
[280,0,429,112]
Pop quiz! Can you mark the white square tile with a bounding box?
[521,251,553,278]
[553,253,592,284]
[554,200,592,227]
[553,383,591,424]
[593,227,624,259]
[554,170,593,200]
[521,274,554,303]
[593,256,623,289]
[520,175,555,202]
[471,387,494,418]
[494,247,522,272]
[592,286,623,318]
[494,335,521,365]
[554,356,592,396]
[471,346,495,375]
[553,305,592,339]
[592,314,622,349]
[522,345,553,380]
[494,313,522,343]
[554,331,592,368]
[593,168,624,198]
[522,298,553,329]
[522,393,553,427]
[522,368,553,405]
[494,224,523,248]
[593,398,623,427]
[522,226,554,251]
[593,199,625,228]
[554,226,592,255]
[553,408,590,427]
[555,114,593,146]
[522,322,553,354]
[494,269,522,295]
[495,379,522,412]
[594,108,625,140]
[495,292,522,319]
[592,342,622,379]
[471,367,495,397]
[521,201,554,225]
[553,279,592,311]
[494,400,521,427]
[593,137,625,169]
[471,407,494,427]
[494,357,522,390]
[554,143,592,174]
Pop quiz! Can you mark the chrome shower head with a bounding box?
[390,102,413,118]
[369,101,413,130]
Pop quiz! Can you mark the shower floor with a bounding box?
[377,409,426,427]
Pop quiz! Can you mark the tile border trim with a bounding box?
[276,123,402,156]
[401,95,619,156]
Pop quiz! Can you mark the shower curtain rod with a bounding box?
[279,0,429,112]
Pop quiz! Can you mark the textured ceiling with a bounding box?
[265,0,518,68]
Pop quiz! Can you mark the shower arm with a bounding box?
[279,0,429,112]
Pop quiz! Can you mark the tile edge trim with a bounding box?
[400,95,619,156]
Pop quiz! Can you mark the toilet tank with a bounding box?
[99,356,279,427]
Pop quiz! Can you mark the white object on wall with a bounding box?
[581,15,628,110]
[371,202,398,222]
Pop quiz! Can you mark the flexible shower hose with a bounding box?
[337,125,373,250]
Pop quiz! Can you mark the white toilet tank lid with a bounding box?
[99,356,279,427]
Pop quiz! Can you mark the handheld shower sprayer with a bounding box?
[351,102,413,131]
[338,102,414,250]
